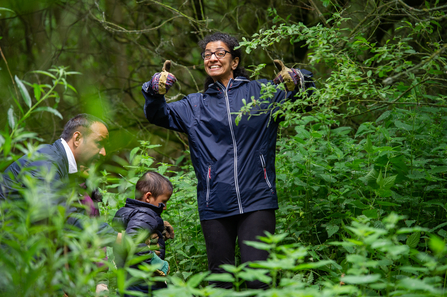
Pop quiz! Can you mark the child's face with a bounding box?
[146,191,171,210]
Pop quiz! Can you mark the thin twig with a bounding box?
[308,0,328,27]
[397,0,447,13]
[0,46,19,101]
[383,43,447,85]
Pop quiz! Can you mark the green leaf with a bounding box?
[397,277,439,293]
[429,166,447,174]
[129,147,140,162]
[399,266,429,274]
[244,241,271,251]
[429,222,447,233]
[294,260,334,271]
[359,167,378,184]
[364,134,373,154]
[220,264,246,274]
[7,106,16,129]
[429,235,445,254]
[14,75,32,108]
[32,107,63,119]
[29,70,57,79]
[376,110,391,123]
[342,274,381,284]
[205,273,235,283]
[239,269,271,283]
[375,201,399,207]
[406,232,420,248]
[2,134,11,157]
[33,84,42,101]
[319,173,337,183]
[186,272,209,288]
[405,220,416,227]
[394,120,413,131]
[0,7,15,14]
[380,175,397,190]
[65,71,82,75]
[376,170,383,186]
[363,209,378,219]
[181,271,193,280]
[350,200,369,210]
[326,224,339,238]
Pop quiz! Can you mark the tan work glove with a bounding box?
[273,59,304,92]
[144,60,177,95]
[162,220,175,240]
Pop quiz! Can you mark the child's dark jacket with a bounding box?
[112,198,166,269]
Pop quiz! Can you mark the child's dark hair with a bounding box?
[135,171,173,199]
[198,32,250,92]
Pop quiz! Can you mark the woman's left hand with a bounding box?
[273,60,303,92]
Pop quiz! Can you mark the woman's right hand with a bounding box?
[143,60,177,95]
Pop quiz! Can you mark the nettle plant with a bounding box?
[236,9,447,234]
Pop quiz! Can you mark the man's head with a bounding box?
[61,114,109,166]
[135,171,173,210]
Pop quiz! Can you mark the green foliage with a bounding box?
[2,0,447,296]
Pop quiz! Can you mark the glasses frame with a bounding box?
[201,50,231,60]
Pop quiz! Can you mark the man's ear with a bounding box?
[72,131,83,147]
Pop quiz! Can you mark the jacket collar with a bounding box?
[60,138,78,174]
[205,77,250,95]
[53,139,69,174]
[125,198,164,216]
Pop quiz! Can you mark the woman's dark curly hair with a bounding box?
[199,32,250,92]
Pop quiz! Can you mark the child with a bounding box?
[112,171,173,296]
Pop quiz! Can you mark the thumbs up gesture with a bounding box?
[144,60,177,95]
[273,60,303,92]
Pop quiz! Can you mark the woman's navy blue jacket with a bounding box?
[142,73,314,221]
[112,198,166,267]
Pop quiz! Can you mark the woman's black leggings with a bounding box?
[200,209,276,289]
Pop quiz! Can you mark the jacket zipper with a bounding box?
[260,153,274,193]
[206,165,211,207]
[217,80,244,214]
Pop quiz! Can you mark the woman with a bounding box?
[142,32,314,289]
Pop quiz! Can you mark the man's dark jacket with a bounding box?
[0,139,117,238]
[0,139,68,201]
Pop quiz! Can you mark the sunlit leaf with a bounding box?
[186,272,209,288]
[14,75,32,108]
[7,106,16,129]
[205,273,235,283]
[342,274,381,284]
[29,70,56,79]
[32,107,63,119]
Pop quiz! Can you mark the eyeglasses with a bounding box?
[201,50,231,60]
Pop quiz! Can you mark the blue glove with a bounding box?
[151,253,169,275]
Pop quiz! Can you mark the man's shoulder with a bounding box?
[29,140,67,170]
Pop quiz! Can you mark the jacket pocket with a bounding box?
[206,165,211,207]
[259,153,274,193]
